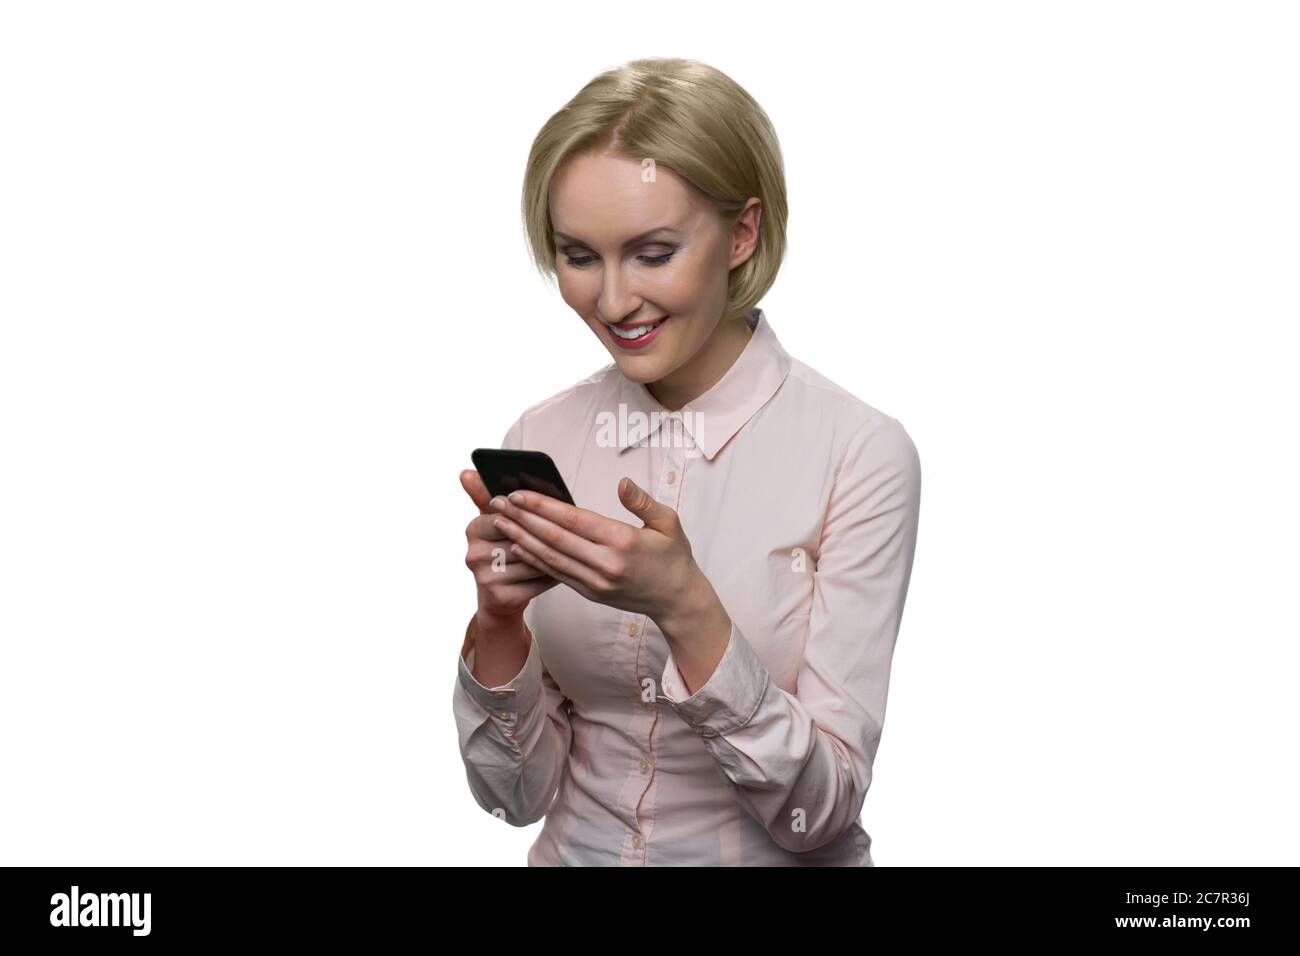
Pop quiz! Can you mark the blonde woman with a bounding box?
[454,57,921,866]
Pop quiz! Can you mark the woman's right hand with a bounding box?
[461,469,559,618]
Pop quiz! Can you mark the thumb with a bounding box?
[618,476,679,535]
[460,469,491,515]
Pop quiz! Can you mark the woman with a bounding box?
[453,57,921,866]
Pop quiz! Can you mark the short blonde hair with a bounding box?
[521,57,788,324]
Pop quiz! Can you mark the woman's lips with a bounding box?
[607,315,669,350]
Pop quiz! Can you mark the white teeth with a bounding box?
[611,318,665,340]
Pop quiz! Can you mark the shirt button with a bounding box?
[632,834,643,849]
[639,759,650,773]
[666,470,676,484]
[495,710,511,720]
[492,691,509,699]
[627,621,639,637]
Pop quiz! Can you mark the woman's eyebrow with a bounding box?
[553,226,682,248]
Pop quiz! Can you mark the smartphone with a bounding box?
[471,448,576,506]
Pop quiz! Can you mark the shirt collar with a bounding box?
[613,306,792,461]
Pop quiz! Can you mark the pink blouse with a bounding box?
[453,306,921,865]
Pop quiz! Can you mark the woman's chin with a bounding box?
[612,355,665,383]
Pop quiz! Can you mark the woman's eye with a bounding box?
[562,251,676,269]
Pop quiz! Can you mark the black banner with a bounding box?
[0,866,1288,944]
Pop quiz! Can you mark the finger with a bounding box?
[492,514,611,595]
[618,476,681,536]
[516,573,560,601]
[484,570,560,608]
[509,542,594,603]
[469,512,507,543]
[460,469,491,514]
[491,499,621,578]
[500,490,629,548]
[479,544,552,582]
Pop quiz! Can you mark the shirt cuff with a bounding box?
[456,614,543,717]
[660,619,770,737]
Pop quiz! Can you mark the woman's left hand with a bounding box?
[487,477,704,627]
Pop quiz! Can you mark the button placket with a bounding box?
[657,415,685,505]
[616,419,683,860]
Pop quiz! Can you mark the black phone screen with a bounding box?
[470,448,576,506]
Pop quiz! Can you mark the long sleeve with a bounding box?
[659,415,921,853]
[451,413,573,826]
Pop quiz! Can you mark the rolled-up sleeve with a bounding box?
[659,415,921,853]
[451,412,573,826]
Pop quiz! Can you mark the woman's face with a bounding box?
[548,148,761,406]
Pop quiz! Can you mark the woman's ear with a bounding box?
[729,197,763,269]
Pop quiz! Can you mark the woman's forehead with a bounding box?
[550,155,708,244]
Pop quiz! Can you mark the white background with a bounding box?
[1,1,1296,866]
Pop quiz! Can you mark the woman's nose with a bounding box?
[598,265,639,322]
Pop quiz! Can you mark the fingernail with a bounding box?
[509,492,524,504]
[490,497,506,511]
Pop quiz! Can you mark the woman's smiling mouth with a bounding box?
[607,315,669,349]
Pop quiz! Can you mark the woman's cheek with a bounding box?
[645,271,691,312]
[556,273,590,313]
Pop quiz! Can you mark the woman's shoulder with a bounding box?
[508,362,621,437]
[782,356,916,456]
